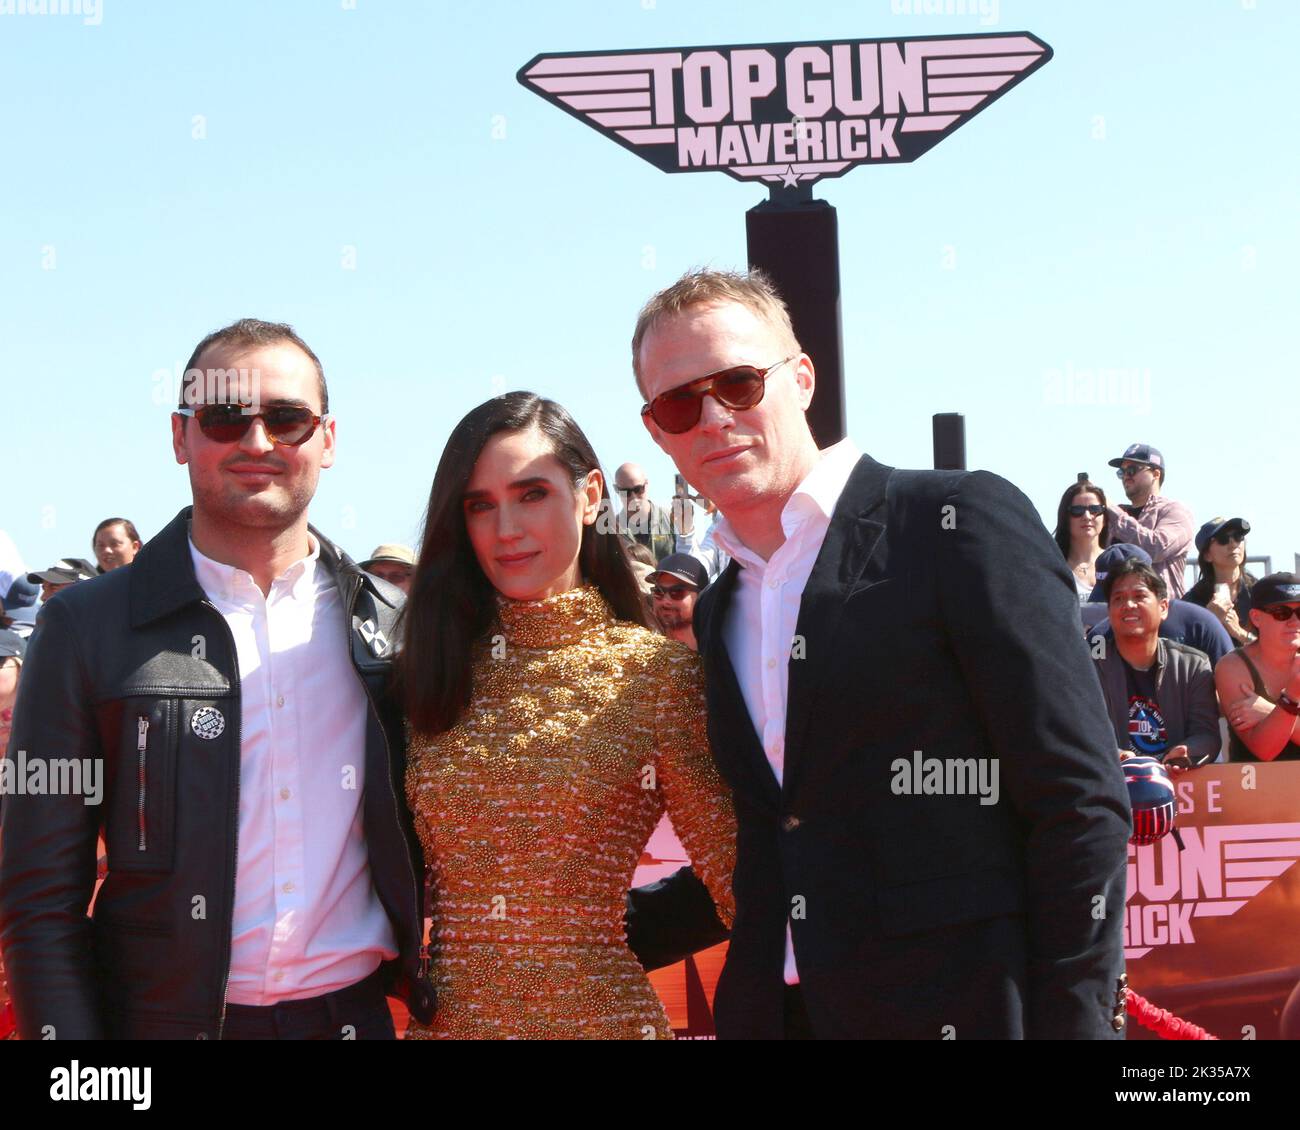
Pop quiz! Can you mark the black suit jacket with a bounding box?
[694,454,1131,1039]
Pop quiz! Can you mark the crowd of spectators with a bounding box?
[1,444,1296,771]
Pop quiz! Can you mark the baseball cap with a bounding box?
[1251,572,1300,609]
[0,629,26,661]
[27,557,98,585]
[360,544,416,570]
[1087,544,1154,603]
[1,577,39,609]
[647,553,708,591]
[1107,444,1165,473]
[1194,517,1250,555]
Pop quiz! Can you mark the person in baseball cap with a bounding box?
[27,558,98,603]
[0,628,26,757]
[359,544,416,594]
[1084,544,1234,666]
[1185,517,1255,645]
[646,553,708,651]
[1102,443,1195,600]
[1216,573,1300,764]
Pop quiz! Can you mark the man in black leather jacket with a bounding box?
[0,320,434,1039]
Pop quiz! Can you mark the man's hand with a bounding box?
[1161,745,1192,776]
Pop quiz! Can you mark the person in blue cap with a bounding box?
[1084,544,1233,666]
[1104,443,1195,599]
[1184,516,1256,647]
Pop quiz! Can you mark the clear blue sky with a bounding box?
[3,0,1296,579]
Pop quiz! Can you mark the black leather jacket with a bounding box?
[0,507,435,1039]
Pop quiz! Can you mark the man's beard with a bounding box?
[191,467,318,531]
[657,606,689,630]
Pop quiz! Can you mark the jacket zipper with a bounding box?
[137,716,150,851]
[201,601,242,1041]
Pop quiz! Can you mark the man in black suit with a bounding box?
[630,269,1132,1039]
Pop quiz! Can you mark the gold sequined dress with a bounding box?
[404,584,736,1040]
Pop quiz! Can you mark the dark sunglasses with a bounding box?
[1116,464,1152,479]
[1068,504,1105,517]
[1259,605,1300,622]
[178,403,325,446]
[617,483,647,496]
[641,356,796,435]
[651,585,693,601]
[1213,530,1245,546]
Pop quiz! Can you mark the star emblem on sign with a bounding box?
[780,165,799,188]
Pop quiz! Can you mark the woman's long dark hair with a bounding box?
[398,392,647,736]
[1052,480,1112,559]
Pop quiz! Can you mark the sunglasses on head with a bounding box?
[651,584,693,601]
[1069,504,1105,517]
[178,403,325,446]
[641,356,796,435]
[1213,530,1245,546]
[1259,605,1300,622]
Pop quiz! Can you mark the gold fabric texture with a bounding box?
[405,584,736,1040]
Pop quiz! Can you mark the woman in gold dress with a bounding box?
[397,392,735,1039]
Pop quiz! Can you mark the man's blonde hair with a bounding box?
[631,268,800,398]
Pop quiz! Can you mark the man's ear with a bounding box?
[320,415,337,471]
[793,353,816,411]
[171,413,189,465]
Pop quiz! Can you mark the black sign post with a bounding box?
[747,198,845,447]
[519,35,1052,445]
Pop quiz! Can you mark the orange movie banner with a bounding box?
[1124,761,1300,1040]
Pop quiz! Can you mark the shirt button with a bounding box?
[273,970,285,982]
[767,657,777,669]
[282,881,294,893]
[768,578,779,589]
[280,787,291,800]
[276,695,285,708]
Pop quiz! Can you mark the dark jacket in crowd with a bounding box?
[0,508,434,1039]
[1094,636,1222,766]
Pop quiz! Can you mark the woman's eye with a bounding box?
[465,500,493,515]
[522,488,547,502]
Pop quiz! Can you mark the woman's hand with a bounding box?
[1225,680,1272,733]
[1207,590,1233,623]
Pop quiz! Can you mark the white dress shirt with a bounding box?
[190,535,397,1005]
[712,438,862,984]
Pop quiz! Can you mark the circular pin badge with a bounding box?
[191,706,226,741]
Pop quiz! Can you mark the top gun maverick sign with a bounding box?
[518,34,1052,191]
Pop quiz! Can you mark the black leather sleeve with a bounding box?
[625,865,730,971]
[0,598,105,1040]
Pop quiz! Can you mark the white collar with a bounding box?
[712,438,862,566]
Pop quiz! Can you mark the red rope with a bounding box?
[1126,987,1217,1040]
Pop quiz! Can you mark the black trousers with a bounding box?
[221,965,395,1040]
[783,985,815,1040]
